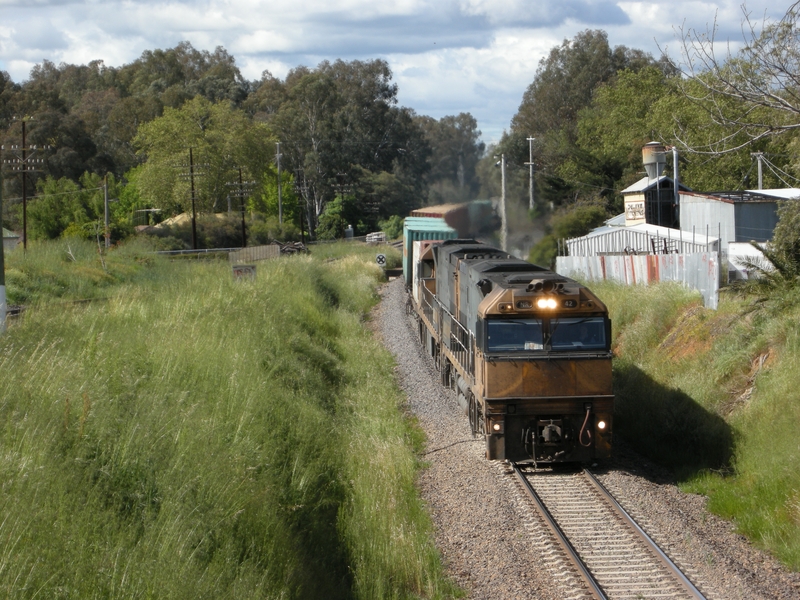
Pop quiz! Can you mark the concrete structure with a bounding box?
[2,228,20,253]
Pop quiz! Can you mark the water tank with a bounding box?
[642,141,667,179]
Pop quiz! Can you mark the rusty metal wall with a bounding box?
[556,252,719,309]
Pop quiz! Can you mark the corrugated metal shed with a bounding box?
[565,221,718,256]
[679,189,798,250]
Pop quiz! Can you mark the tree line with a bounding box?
[2,3,800,254]
[0,43,484,245]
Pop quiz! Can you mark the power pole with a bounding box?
[226,169,255,248]
[2,119,50,250]
[189,148,198,249]
[104,174,110,248]
[0,155,5,335]
[525,136,535,212]
[750,152,764,190]
[500,154,508,253]
[176,148,206,250]
[276,142,283,225]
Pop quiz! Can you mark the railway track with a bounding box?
[511,463,707,600]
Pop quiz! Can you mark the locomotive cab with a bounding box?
[475,283,614,463]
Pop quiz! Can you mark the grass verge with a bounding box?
[591,280,800,569]
[0,239,457,598]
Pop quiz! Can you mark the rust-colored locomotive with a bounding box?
[409,238,613,464]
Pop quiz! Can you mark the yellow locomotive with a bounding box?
[409,237,613,464]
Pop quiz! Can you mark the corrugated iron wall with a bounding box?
[556,253,720,309]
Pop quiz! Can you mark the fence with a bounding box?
[228,244,281,264]
[556,252,720,309]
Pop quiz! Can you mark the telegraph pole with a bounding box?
[2,119,50,250]
[0,154,6,335]
[226,168,255,248]
[276,142,283,225]
[237,168,248,247]
[750,152,764,190]
[189,148,198,249]
[525,136,535,212]
[104,174,110,248]
[500,154,508,252]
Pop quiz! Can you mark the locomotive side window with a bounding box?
[486,319,543,352]
[549,317,606,350]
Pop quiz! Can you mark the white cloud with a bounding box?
[0,0,785,145]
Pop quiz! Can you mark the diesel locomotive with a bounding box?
[407,236,613,464]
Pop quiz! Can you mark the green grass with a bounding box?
[591,280,800,569]
[0,240,456,598]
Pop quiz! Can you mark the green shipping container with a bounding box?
[402,217,457,287]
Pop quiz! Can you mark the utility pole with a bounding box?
[672,146,680,227]
[750,152,764,190]
[238,168,246,247]
[175,148,205,249]
[499,154,508,253]
[226,169,255,248]
[104,174,110,248]
[2,119,50,250]
[276,142,283,225]
[0,155,5,335]
[525,137,535,212]
[189,148,198,249]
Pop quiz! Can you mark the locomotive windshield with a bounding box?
[483,316,607,353]
[486,319,543,352]
[549,317,606,350]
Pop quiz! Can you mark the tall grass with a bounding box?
[0,241,455,598]
[592,279,800,569]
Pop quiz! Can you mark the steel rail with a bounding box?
[511,463,608,600]
[582,469,707,600]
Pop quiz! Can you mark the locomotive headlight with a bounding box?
[597,420,606,430]
[492,423,501,431]
[536,297,557,309]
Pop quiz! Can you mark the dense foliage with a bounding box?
[0,48,484,243]
[3,4,800,254]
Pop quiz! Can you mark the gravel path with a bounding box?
[373,277,800,599]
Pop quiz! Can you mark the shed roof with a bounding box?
[621,175,693,195]
[692,189,800,203]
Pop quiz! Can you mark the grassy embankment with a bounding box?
[592,280,800,569]
[0,239,459,599]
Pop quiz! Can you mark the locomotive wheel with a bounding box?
[440,358,450,387]
[468,394,478,437]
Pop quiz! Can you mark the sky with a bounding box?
[0,0,788,145]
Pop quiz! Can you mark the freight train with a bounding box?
[404,219,613,464]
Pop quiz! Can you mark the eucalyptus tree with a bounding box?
[271,59,429,235]
[416,112,484,204]
[674,2,800,155]
[133,96,274,217]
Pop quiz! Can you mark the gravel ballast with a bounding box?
[374,277,800,599]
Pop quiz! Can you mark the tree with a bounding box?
[674,2,800,155]
[417,113,484,204]
[270,60,429,235]
[509,29,673,208]
[133,96,274,217]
